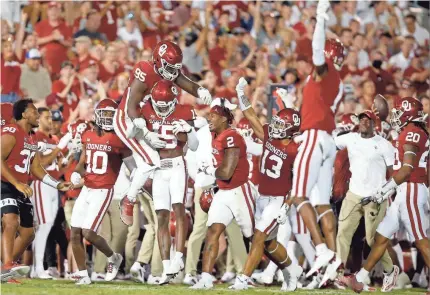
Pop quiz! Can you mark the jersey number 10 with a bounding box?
[86,150,108,174]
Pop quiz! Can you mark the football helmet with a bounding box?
[337,113,359,130]
[199,188,215,213]
[324,38,346,71]
[236,117,254,138]
[153,41,183,81]
[1,103,14,126]
[95,99,117,131]
[68,119,91,152]
[151,80,178,118]
[269,108,301,139]
[390,96,424,132]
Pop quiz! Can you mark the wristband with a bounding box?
[42,174,61,189]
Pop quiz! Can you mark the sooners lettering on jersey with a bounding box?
[82,130,128,189]
[392,124,429,184]
[1,124,38,184]
[119,60,162,111]
[259,124,299,196]
[34,131,60,179]
[301,59,343,133]
[141,103,196,152]
[212,128,249,189]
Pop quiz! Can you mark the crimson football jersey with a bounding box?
[141,103,196,152]
[392,123,429,184]
[301,59,343,133]
[34,131,61,179]
[332,148,351,201]
[82,130,129,189]
[212,128,249,189]
[119,60,162,112]
[1,124,38,184]
[258,124,299,196]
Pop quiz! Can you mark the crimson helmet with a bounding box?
[236,117,254,138]
[1,103,14,126]
[324,38,346,71]
[336,113,359,131]
[153,41,183,81]
[374,117,391,139]
[199,188,215,213]
[95,99,117,131]
[390,96,424,132]
[68,119,91,152]
[269,108,301,139]
[151,80,178,118]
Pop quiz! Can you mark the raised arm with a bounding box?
[235,77,264,141]
[175,72,212,105]
[313,0,331,78]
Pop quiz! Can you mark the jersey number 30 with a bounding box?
[86,150,108,174]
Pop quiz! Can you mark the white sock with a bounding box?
[287,241,299,265]
[239,274,249,281]
[315,243,328,256]
[264,261,278,277]
[174,252,183,261]
[410,247,417,270]
[78,270,89,277]
[201,272,212,282]
[107,253,116,263]
[162,260,170,272]
[296,233,316,267]
[392,243,404,271]
[356,268,369,283]
[34,222,54,273]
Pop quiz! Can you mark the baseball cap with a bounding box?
[26,48,41,59]
[358,110,377,122]
[51,110,63,122]
[75,36,91,43]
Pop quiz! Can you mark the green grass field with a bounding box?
[1,279,428,295]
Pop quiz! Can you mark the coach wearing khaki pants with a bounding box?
[335,111,396,279]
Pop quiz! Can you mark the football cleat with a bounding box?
[105,253,123,281]
[319,255,342,287]
[183,273,198,285]
[281,264,303,291]
[190,279,214,290]
[130,262,145,283]
[381,265,400,292]
[306,249,334,277]
[221,272,236,283]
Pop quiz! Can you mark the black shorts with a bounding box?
[1,181,34,228]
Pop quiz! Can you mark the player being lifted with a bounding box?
[1,99,73,280]
[70,99,135,285]
[139,80,199,283]
[113,41,212,225]
[349,97,429,293]
[232,78,304,291]
[191,98,257,290]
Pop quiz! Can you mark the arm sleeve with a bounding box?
[312,16,326,66]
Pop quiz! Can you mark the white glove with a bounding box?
[372,178,398,204]
[70,172,82,186]
[71,135,83,152]
[172,119,192,135]
[133,118,147,130]
[38,142,47,153]
[197,87,212,105]
[198,160,216,177]
[316,0,330,21]
[276,203,290,224]
[57,132,73,150]
[275,87,296,108]
[145,131,167,149]
[235,77,251,111]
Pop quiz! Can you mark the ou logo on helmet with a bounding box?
[402,100,412,111]
[159,44,168,57]
[292,113,300,126]
[171,86,178,96]
[77,123,88,133]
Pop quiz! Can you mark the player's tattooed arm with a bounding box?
[127,78,148,120]
[215,147,240,180]
[242,107,265,141]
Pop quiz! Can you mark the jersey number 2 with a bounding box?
[260,149,283,179]
[86,150,108,174]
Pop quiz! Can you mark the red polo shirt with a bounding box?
[1,57,21,94]
[51,79,81,121]
[35,19,72,75]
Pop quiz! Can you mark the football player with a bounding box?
[274,0,345,285]
[138,80,199,283]
[69,99,135,285]
[1,99,73,281]
[30,107,73,279]
[191,98,257,290]
[114,40,212,226]
[349,97,429,293]
[230,84,303,291]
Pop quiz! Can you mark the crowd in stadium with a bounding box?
[0,0,429,293]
